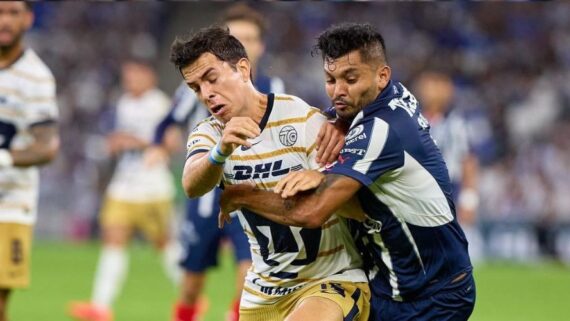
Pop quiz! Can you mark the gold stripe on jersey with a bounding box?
[0,108,25,118]
[229,147,306,161]
[187,144,213,153]
[0,86,54,102]
[306,141,318,156]
[187,133,217,145]
[0,182,33,190]
[317,244,345,258]
[274,96,294,101]
[244,229,255,238]
[265,108,321,129]
[254,181,279,190]
[7,69,54,83]
[321,218,339,229]
[0,202,32,211]
[26,96,56,104]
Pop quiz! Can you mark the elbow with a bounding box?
[293,210,330,229]
[181,177,207,198]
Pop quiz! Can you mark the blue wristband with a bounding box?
[208,142,230,165]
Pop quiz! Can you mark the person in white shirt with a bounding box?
[69,59,180,321]
[0,3,60,321]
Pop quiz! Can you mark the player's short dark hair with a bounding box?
[220,4,267,39]
[314,23,387,65]
[23,2,33,11]
[170,25,248,72]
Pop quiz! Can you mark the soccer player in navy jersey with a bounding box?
[220,23,475,321]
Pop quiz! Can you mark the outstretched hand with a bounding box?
[274,170,325,199]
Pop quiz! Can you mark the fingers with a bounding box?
[274,171,324,198]
[220,117,261,153]
[274,172,296,196]
[218,210,232,229]
[325,136,345,164]
[317,122,346,165]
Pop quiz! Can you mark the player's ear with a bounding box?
[23,9,34,31]
[236,58,251,83]
[376,65,391,91]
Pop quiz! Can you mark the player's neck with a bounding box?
[249,89,268,125]
[0,42,25,69]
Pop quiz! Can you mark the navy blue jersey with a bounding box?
[328,80,472,301]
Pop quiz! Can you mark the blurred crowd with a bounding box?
[27,2,570,262]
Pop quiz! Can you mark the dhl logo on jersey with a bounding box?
[224,160,303,181]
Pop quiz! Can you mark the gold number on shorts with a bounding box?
[11,238,23,264]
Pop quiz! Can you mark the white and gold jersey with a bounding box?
[186,94,366,306]
[0,49,58,226]
[106,89,174,202]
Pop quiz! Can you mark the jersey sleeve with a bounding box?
[28,75,58,127]
[327,117,404,186]
[186,119,222,159]
[303,107,328,169]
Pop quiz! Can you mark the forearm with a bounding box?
[182,154,224,197]
[9,124,59,167]
[231,186,330,228]
[10,141,59,167]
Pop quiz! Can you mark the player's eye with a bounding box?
[326,78,335,84]
[346,77,358,84]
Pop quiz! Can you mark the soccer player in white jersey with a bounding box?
[69,60,180,321]
[415,71,483,262]
[147,6,286,321]
[0,2,59,321]
[170,26,369,321]
[220,23,475,321]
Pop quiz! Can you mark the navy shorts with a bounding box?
[371,272,476,321]
[179,188,251,272]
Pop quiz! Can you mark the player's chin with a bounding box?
[336,107,359,120]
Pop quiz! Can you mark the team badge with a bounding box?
[279,125,298,147]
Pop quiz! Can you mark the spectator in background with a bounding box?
[69,59,180,321]
[415,71,484,262]
[0,3,59,321]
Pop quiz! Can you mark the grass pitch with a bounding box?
[10,242,570,321]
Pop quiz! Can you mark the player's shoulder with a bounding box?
[193,115,223,132]
[13,49,55,83]
[272,93,324,117]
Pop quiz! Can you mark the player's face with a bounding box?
[416,73,454,114]
[121,62,156,97]
[227,20,264,69]
[0,2,32,50]
[182,52,251,123]
[324,50,390,121]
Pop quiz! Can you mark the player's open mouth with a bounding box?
[211,104,225,115]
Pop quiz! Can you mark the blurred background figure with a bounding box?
[69,59,180,321]
[415,71,484,263]
[148,5,286,321]
[0,2,59,321]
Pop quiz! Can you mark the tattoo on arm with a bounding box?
[316,174,343,195]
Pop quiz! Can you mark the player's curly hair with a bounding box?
[314,23,387,65]
[170,25,248,72]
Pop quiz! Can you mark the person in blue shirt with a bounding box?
[219,23,475,321]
